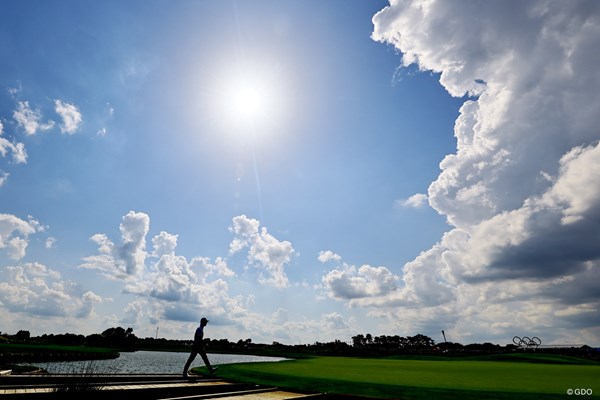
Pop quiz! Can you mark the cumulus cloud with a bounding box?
[54,100,82,134]
[82,290,102,303]
[318,250,342,263]
[323,312,350,330]
[396,193,428,209]
[121,299,147,325]
[80,211,149,277]
[77,212,364,342]
[13,101,55,135]
[322,263,398,301]
[0,214,43,260]
[365,0,600,343]
[80,211,240,326]
[229,215,294,288]
[0,262,99,318]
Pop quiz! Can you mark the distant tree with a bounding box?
[438,341,464,352]
[465,342,501,353]
[100,327,138,350]
[54,333,85,346]
[15,330,30,341]
[371,335,401,352]
[407,334,435,349]
[352,334,365,347]
[85,333,106,347]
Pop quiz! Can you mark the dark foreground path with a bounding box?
[0,374,325,399]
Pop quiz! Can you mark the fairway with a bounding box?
[212,356,599,399]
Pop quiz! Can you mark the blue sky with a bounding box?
[1,1,599,347]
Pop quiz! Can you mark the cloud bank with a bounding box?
[341,0,600,343]
[0,262,101,319]
[80,213,299,333]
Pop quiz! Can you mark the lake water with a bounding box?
[32,351,288,374]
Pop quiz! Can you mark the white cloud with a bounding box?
[369,0,600,343]
[80,211,241,327]
[54,100,82,134]
[80,211,149,277]
[77,212,361,342]
[229,215,294,288]
[13,101,55,135]
[318,250,342,263]
[541,143,600,225]
[82,291,102,303]
[0,214,43,260]
[45,237,57,249]
[0,171,8,187]
[0,262,97,318]
[7,85,21,97]
[0,121,27,165]
[323,312,350,330]
[191,256,235,281]
[322,263,398,301]
[396,193,428,209]
[152,231,178,257]
[121,299,147,325]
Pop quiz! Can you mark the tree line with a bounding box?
[2,328,444,356]
[5,328,593,358]
[1,327,138,351]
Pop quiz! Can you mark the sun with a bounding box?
[207,62,288,138]
[199,57,293,141]
[230,81,269,125]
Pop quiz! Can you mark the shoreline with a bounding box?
[0,343,120,370]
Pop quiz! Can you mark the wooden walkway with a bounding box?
[0,374,324,399]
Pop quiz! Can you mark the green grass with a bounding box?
[203,355,600,399]
[386,352,600,365]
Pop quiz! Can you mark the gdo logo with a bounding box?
[567,388,593,396]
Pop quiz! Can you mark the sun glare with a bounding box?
[208,63,288,138]
[231,82,268,124]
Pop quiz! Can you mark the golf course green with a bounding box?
[208,354,599,399]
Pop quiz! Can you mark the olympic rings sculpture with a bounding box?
[513,336,541,348]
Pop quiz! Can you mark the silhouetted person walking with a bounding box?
[183,317,217,377]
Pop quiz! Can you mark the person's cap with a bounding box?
[201,317,209,323]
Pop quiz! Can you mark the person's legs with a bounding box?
[182,350,197,377]
[199,347,217,373]
[199,349,212,369]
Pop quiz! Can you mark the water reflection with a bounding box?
[33,351,288,374]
